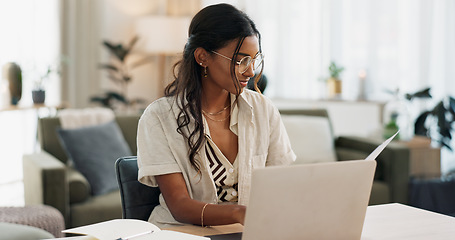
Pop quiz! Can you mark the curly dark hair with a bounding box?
[164,3,263,172]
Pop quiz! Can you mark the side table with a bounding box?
[397,136,441,178]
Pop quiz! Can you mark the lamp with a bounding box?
[135,16,191,94]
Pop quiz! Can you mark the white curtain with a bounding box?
[60,0,102,108]
[244,0,455,102]
[244,0,330,99]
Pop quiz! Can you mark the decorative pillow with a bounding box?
[57,120,132,196]
[281,115,337,164]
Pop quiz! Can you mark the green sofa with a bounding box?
[23,114,140,228]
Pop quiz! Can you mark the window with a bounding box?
[0,0,60,206]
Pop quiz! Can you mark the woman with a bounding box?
[137,3,295,228]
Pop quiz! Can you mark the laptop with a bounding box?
[208,131,397,240]
[210,159,376,240]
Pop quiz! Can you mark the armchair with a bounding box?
[279,109,410,205]
[23,114,141,228]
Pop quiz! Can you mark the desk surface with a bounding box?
[167,203,455,240]
[54,203,455,240]
[361,203,455,239]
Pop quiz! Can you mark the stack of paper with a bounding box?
[61,219,209,240]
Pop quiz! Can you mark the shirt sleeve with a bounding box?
[265,100,296,166]
[137,103,182,187]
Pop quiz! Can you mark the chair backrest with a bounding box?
[38,114,140,164]
[278,108,333,134]
[115,156,161,220]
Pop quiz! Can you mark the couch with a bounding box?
[23,114,140,228]
[279,109,410,205]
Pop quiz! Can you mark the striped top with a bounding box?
[205,138,239,203]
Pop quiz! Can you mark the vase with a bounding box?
[327,77,342,99]
[32,89,46,104]
[2,62,22,105]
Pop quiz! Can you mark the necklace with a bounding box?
[202,110,231,122]
[201,104,231,115]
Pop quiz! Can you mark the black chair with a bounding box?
[115,156,161,221]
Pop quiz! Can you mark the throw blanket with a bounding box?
[58,107,115,129]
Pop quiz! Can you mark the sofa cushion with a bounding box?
[70,190,122,228]
[57,120,132,196]
[281,115,337,164]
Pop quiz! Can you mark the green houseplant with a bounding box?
[326,61,344,98]
[91,36,151,109]
[31,58,67,104]
[414,93,455,150]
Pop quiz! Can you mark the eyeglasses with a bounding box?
[211,51,264,74]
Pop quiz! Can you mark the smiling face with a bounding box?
[202,35,260,95]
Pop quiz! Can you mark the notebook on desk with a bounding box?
[209,131,398,240]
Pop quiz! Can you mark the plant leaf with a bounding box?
[107,73,123,84]
[90,95,111,107]
[103,40,127,62]
[123,75,132,82]
[433,101,446,133]
[414,111,431,136]
[442,139,453,151]
[405,87,432,101]
[106,91,128,103]
[98,64,119,72]
[123,36,139,61]
[449,96,455,116]
[127,35,139,51]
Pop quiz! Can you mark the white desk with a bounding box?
[167,203,455,239]
[361,203,455,239]
[54,203,455,239]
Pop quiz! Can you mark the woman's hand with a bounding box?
[232,204,246,225]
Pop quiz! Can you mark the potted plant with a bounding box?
[414,93,455,150]
[92,36,151,110]
[326,61,344,98]
[32,60,66,104]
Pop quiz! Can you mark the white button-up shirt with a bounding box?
[137,89,296,228]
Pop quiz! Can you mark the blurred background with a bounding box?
[1,0,454,206]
